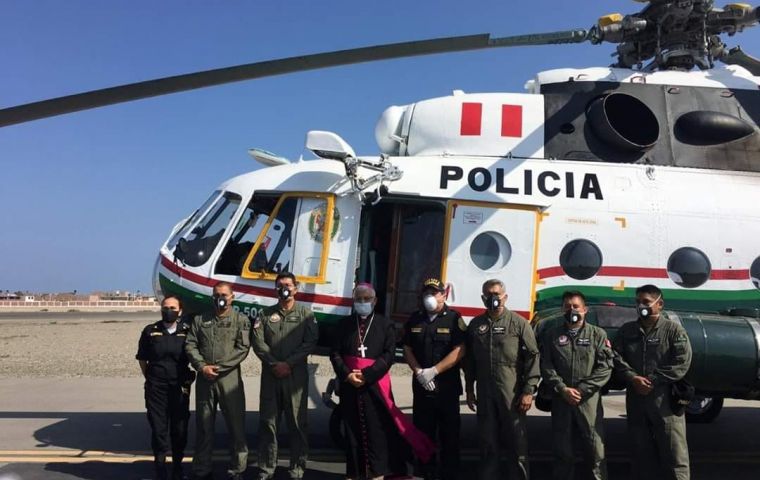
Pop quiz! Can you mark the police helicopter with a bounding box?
[3,0,760,423]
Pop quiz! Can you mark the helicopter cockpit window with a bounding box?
[241,193,336,283]
[667,247,711,288]
[559,239,603,280]
[751,256,760,290]
[173,192,242,268]
[215,195,278,276]
[166,191,220,250]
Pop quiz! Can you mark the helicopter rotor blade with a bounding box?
[0,30,590,128]
[719,45,760,76]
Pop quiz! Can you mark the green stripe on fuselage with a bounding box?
[535,285,760,312]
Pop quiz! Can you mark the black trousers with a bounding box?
[412,391,461,480]
[145,379,190,462]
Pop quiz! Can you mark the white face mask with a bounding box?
[354,301,373,317]
[423,294,439,313]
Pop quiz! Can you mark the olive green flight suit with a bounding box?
[612,316,692,480]
[464,309,540,480]
[252,303,319,479]
[540,323,613,480]
[185,309,251,477]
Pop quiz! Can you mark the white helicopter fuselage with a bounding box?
[154,66,760,325]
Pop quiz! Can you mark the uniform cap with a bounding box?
[422,278,445,293]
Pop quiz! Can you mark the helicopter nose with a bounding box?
[152,255,163,300]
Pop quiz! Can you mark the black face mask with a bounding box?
[213,295,228,312]
[482,294,501,312]
[565,309,582,324]
[276,286,292,301]
[637,304,651,318]
[161,308,180,324]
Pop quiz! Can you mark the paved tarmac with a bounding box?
[1,371,760,479]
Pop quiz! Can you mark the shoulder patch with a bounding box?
[604,338,611,348]
[458,316,467,332]
[253,318,261,329]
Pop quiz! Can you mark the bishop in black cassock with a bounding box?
[330,284,409,480]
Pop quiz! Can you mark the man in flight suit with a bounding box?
[185,282,251,480]
[612,284,693,480]
[540,290,613,480]
[403,278,466,480]
[252,272,319,480]
[464,279,540,480]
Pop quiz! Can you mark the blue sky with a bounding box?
[2,0,759,293]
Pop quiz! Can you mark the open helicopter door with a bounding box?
[442,201,541,320]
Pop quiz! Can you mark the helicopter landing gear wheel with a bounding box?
[685,396,724,424]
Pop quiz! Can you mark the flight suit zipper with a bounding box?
[570,335,576,387]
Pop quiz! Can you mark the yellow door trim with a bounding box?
[241,192,335,284]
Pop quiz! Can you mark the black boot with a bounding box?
[171,464,186,480]
[171,453,186,480]
[154,455,168,480]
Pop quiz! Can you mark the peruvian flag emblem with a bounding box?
[460,102,523,138]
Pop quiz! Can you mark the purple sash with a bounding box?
[343,355,435,463]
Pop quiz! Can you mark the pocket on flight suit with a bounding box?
[493,332,519,366]
[239,328,250,348]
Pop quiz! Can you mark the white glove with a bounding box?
[416,367,439,385]
[423,380,436,392]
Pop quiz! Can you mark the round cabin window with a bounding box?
[559,239,603,280]
[470,232,512,271]
[751,256,760,290]
[667,247,711,288]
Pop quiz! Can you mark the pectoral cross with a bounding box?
[358,343,368,358]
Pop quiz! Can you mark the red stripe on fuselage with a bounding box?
[452,305,530,319]
[159,256,353,307]
[537,265,749,281]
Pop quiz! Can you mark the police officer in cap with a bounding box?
[137,295,195,480]
[252,272,319,480]
[540,290,613,480]
[612,284,692,480]
[464,279,540,480]
[403,278,466,480]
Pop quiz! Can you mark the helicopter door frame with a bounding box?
[240,191,336,284]
[441,200,542,319]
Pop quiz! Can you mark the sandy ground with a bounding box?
[0,312,411,378]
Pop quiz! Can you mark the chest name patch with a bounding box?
[150,332,163,336]
[437,328,450,334]
[411,327,423,333]
[577,338,591,346]
[646,337,661,345]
